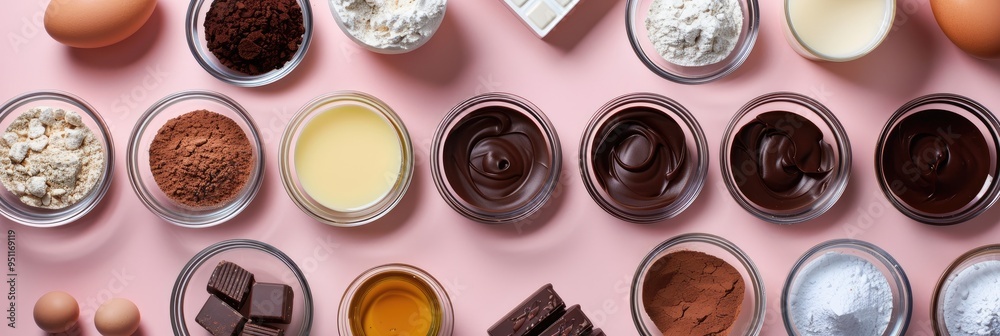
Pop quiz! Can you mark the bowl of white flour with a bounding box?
[627,0,760,84]
[330,0,447,54]
[933,245,1000,336]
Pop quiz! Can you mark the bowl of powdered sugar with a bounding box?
[933,245,1000,336]
[330,0,447,54]
[627,0,759,84]
[0,91,114,227]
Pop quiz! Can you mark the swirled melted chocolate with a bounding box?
[591,107,689,211]
[880,109,991,215]
[730,111,835,212]
[442,106,552,214]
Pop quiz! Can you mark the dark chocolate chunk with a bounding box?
[240,323,284,336]
[536,305,593,336]
[248,283,294,324]
[586,328,605,336]
[207,261,255,309]
[488,283,566,336]
[196,295,247,336]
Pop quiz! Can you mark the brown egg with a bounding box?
[931,0,1000,59]
[94,298,141,336]
[43,0,157,48]
[33,291,79,333]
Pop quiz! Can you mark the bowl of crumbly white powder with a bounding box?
[933,245,1000,336]
[627,0,760,84]
[330,0,447,54]
[0,91,114,227]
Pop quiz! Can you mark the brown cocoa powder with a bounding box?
[642,250,745,335]
[204,0,305,76]
[149,110,253,208]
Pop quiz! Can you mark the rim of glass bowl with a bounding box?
[0,91,115,227]
[931,244,1000,334]
[579,92,708,223]
[874,93,1000,225]
[329,0,447,54]
[126,90,265,228]
[630,233,766,335]
[430,92,562,224]
[626,0,760,84]
[170,239,314,335]
[782,0,895,62]
[278,91,414,227]
[337,263,455,335]
[719,92,852,224]
[185,0,313,87]
[780,239,912,336]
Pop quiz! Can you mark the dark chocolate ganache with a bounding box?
[880,109,991,214]
[442,106,552,214]
[730,111,835,212]
[591,107,689,211]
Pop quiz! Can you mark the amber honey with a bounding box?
[348,271,442,335]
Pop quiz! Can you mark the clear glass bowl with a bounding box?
[782,0,895,62]
[186,0,313,87]
[631,233,765,335]
[431,92,562,224]
[170,239,313,335]
[0,91,114,227]
[127,90,265,228]
[781,239,912,336]
[329,0,447,54]
[579,93,708,223]
[279,91,414,227]
[338,263,454,335]
[720,92,852,224]
[626,0,760,84]
[875,94,1000,225]
[932,244,1000,335]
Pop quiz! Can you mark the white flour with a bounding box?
[645,0,743,66]
[789,252,893,336]
[944,260,1000,336]
[332,0,446,51]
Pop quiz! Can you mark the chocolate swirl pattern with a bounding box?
[442,107,552,214]
[881,109,990,214]
[592,107,689,211]
[730,111,835,212]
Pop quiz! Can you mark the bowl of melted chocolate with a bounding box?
[580,93,708,223]
[876,94,1000,225]
[721,92,851,224]
[431,93,562,223]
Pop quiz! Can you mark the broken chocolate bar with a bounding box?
[488,283,566,336]
[537,305,593,336]
[196,295,247,336]
[249,283,294,324]
[240,323,285,336]
[207,261,255,309]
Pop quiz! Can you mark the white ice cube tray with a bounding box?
[502,0,582,38]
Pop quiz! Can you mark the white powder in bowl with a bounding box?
[331,0,447,51]
[944,260,1000,336]
[645,0,744,67]
[789,251,894,336]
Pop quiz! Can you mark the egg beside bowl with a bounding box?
[44,0,157,48]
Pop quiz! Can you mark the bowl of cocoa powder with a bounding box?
[127,90,265,228]
[630,233,766,335]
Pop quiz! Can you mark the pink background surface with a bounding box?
[3,0,1000,335]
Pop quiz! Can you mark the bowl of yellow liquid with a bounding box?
[338,264,454,335]
[279,91,414,227]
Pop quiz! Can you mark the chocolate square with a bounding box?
[248,283,293,324]
[537,305,593,336]
[240,323,284,336]
[488,283,566,336]
[196,295,247,336]
[207,261,255,309]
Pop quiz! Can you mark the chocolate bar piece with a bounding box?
[488,283,566,336]
[249,283,294,324]
[196,295,247,336]
[586,328,605,336]
[537,305,593,336]
[240,323,284,336]
[207,261,255,309]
